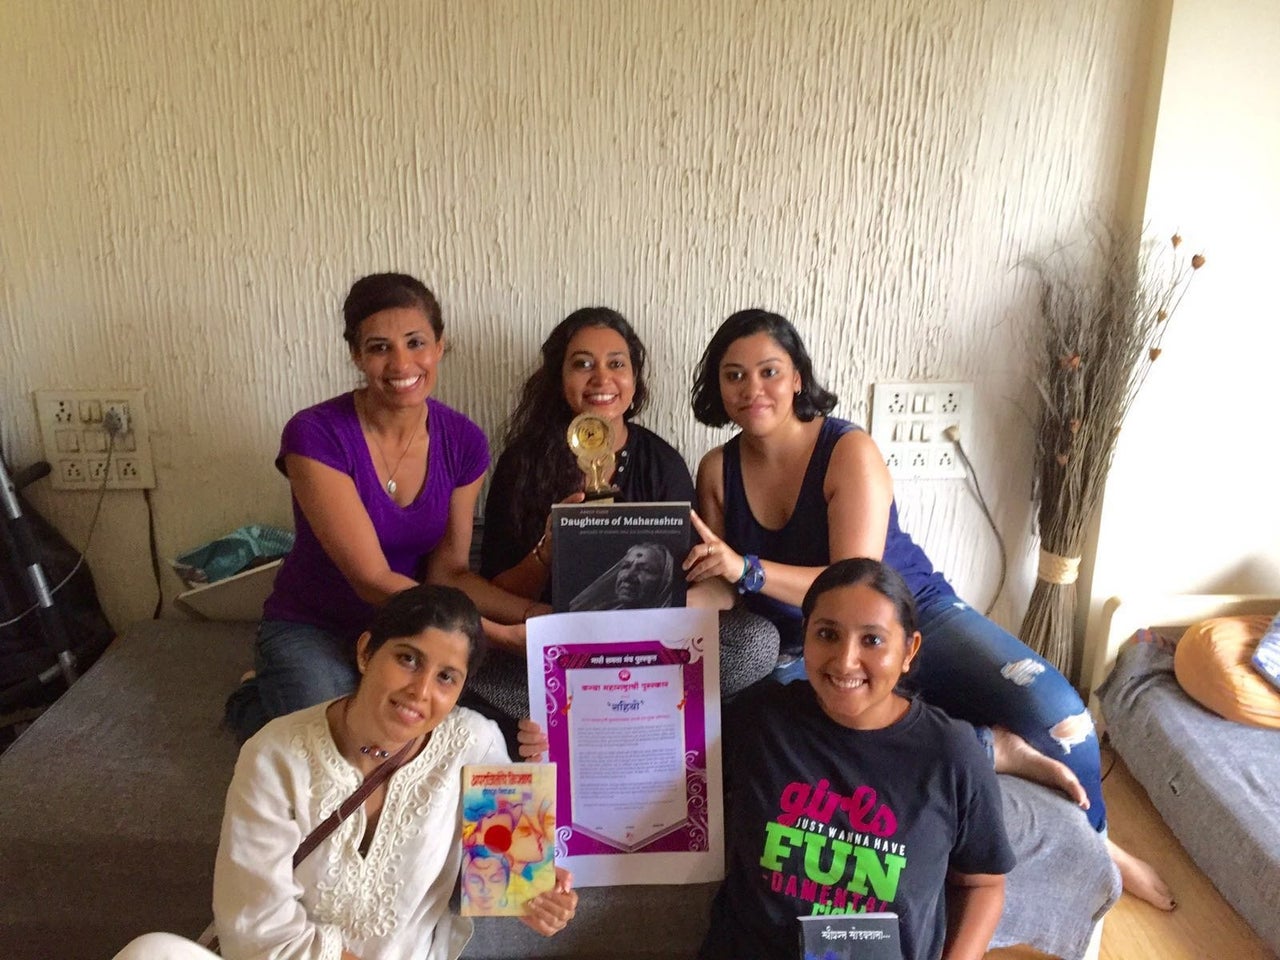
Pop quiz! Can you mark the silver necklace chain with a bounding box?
[357,393,423,496]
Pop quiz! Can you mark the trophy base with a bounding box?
[582,487,619,504]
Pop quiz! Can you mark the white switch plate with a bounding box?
[34,388,156,490]
[870,381,974,480]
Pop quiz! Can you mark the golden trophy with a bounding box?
[566,413,619,502]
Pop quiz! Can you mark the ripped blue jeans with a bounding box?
[904,595,1105,831]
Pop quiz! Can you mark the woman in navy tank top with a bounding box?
[681,309,1173,911]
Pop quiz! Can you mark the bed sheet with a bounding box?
[1098,634,1280,954]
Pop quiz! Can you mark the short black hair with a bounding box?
[342,273,443,349]
[801,558,919,638]
[364,584,486,673]
[690,309,837,427]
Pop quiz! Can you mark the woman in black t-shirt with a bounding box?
[701,558,1015,960]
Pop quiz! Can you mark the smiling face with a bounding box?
[350,626,470,746]
[614,544,666,605]
[352,306,445,411]
[561,325,636,433]
[717,332,802,435]
[803,582,920,730]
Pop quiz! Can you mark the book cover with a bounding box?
[460,763,557,917]
[797,912,902,960]
[551,502,691,613]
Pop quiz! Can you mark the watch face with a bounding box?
[567,414,612,455]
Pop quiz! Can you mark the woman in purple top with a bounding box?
[226,274,545,742]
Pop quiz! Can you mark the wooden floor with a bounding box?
[986,753,1276,960]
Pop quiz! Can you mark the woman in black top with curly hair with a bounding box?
[479,307,695,596]
[472,308,778,729]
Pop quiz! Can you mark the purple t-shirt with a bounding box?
[262,393,490,640]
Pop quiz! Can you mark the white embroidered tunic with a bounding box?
[212,702,508,960]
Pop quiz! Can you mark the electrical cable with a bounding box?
[0,430,116,630]
[943,425,1008,617]
[1099,736,1117,782]
[143,487,163,619]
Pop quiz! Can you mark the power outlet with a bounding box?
[870,381,974,480]
[59,460,86,484]
[34,388,156,491]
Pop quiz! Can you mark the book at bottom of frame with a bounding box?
[797,912,902,960]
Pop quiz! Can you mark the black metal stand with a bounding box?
[0,456,77,693]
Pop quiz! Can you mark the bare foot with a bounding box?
[991,725,1090,809]
[1107,838,1176,910]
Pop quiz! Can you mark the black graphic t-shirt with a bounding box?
[700,683,1015,960]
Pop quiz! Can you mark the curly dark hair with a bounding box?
[498,307,650,547]
[690,309,837,427]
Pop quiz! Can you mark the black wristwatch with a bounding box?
[737,554,765,594]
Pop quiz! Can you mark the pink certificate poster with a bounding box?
[526,607,724,886]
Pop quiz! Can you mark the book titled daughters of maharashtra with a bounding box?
[550,502,691,613]
[459,763,557,917]
[798,912,902,960]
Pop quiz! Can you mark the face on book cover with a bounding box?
[615,544,666,604]
[463,851,509,910]
[562,324,635,431]
[352,627,470,743]
[803,582,920,730]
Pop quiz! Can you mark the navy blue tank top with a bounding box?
[722,417,953,653]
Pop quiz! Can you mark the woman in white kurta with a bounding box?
[114,584,576,960]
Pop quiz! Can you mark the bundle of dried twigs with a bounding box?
[1019,225,1204,675]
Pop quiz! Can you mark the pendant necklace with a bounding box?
[359,394,423,497]
[342,696,392,761]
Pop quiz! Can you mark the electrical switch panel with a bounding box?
[869,382,974,480]
[34,388,156,490]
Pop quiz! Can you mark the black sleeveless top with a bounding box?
[721,417,952,653]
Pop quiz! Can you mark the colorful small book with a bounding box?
[460,763,557,917]
[798,912,902,960]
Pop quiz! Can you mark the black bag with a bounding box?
[1,476,114,715]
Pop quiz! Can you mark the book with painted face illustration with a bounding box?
[460,763,557,917]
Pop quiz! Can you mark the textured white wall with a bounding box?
[1084,0,1280,672]
[1,0,1147,631]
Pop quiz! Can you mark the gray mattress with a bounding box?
[0,619,1118,960]
[1098,636,1280,954]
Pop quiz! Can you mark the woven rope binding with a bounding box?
[1037,549,1081,585]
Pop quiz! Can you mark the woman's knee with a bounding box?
[112,931,211,960]
[254,620,358,713]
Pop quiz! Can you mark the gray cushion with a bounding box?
[0,620,250,960]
